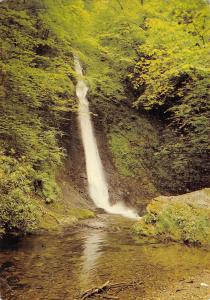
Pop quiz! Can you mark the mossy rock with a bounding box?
[68,208,95,220]
[133,188,210,246]
[38,201,95,232]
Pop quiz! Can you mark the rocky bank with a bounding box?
[134,188,210,246]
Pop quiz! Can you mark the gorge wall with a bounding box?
[0,0,209,236]
[62,99,160,215]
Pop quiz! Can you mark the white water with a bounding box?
[75,57,139,219]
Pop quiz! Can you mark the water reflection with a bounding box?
[80,221,107,287]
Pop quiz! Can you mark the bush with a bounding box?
[0,153,39,235]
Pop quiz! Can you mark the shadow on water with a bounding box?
[0,215,210,300]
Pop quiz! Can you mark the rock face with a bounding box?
[133,189,210,246]
[63,105,159,215]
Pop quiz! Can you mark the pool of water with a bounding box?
[0,215,209,300]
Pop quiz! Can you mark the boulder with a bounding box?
[133,188,210,246]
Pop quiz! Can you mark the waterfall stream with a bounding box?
[75,57,138,219]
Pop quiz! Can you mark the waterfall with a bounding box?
[75,57,139,219]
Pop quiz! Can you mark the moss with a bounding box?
[69,208,95,219]
[37,201,94,232]
[0,227,5,239]
[103,106,159,194]
[133,190,210,246]
[108,131,140,178]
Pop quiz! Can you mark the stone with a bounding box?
[133,188,210,246]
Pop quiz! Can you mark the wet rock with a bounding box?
[94,207,106,214]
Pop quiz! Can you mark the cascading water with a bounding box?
[75,57,139,219]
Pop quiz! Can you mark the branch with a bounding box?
[80,280,143,299]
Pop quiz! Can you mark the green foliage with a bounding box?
[41,0,145,101]
[109,132,139,177]
[84,0,145,99]
[127,0,210,192]
[0,2,76,234]
[0,152,39,235]
[107,111,158,182]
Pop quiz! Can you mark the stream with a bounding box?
[0,214,210,300]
